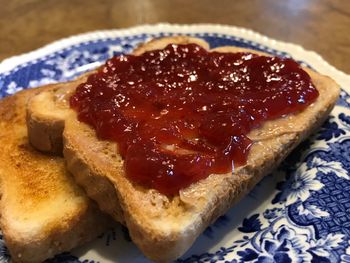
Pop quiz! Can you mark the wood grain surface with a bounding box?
[1,0,350,73]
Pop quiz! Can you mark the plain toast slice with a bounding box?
[27,36,340,262]
[0,87,112,263]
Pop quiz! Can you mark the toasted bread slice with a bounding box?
[26,36,340,262]
[0,87,113,263]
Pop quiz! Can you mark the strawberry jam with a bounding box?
[70,43,319,195]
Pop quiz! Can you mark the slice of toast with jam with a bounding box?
[26,36,340,262]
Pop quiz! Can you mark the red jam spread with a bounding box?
[70,43,319,195]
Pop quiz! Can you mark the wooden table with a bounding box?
[1,0,350,74]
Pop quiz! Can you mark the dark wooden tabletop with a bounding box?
[1,0,350,74]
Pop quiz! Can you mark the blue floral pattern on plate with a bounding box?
[0,24,349,263]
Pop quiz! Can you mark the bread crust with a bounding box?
[26,36,340,262]
[26,73,90,154]
[0,88,113,263]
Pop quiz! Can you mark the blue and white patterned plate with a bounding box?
[1,24,350,263]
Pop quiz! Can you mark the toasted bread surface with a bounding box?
[0,88,112,263]
[27,36,340,262]
[26,73,91,154]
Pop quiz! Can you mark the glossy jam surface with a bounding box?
[70,44,319,195]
